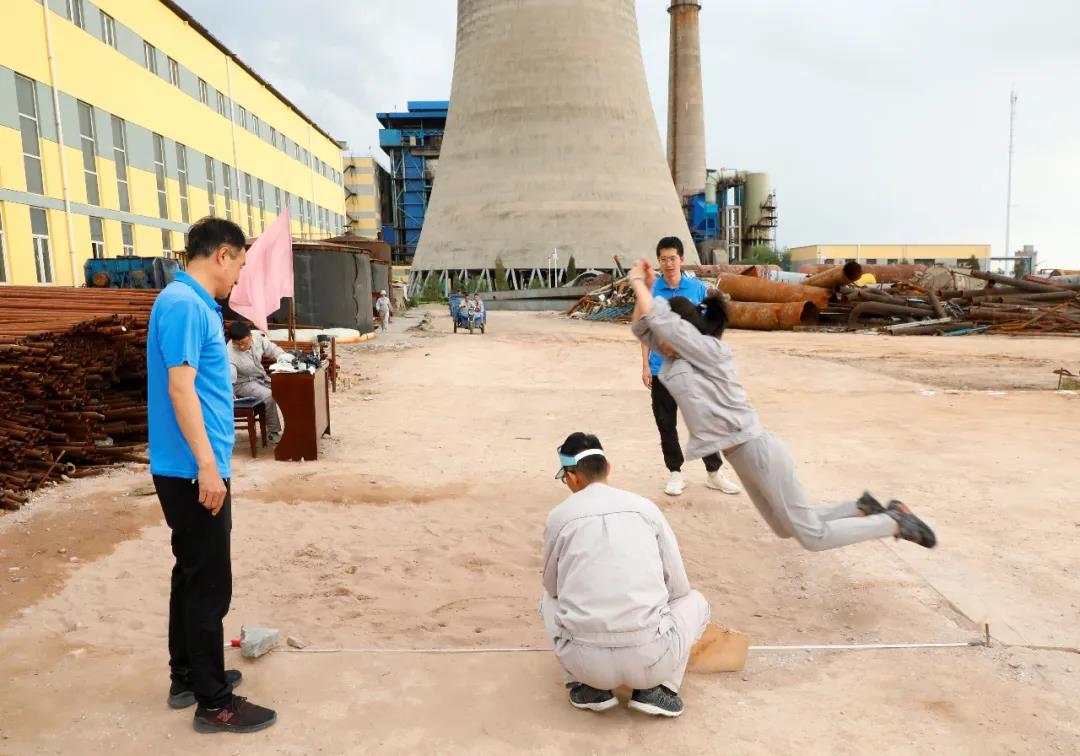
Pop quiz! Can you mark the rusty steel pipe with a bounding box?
[726,301,819,331]
[978,291,1079,304]
[969,271,1064,293]
[803,261,863,289]
[847,302,936,328]
[799,263,927,283]
[927,290,947,319]
[685,264,780,279]
[715,274,831,310]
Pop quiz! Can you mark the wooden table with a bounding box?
[271,364,331,461]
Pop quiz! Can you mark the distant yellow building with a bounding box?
[1,0,346,286]
[788,244,991,270]
[344,155,386,239]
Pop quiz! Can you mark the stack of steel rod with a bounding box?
[0,287,158,509]
[836,271,1080,335]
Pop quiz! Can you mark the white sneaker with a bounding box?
[706,470,742,495]
[664,471,686,497]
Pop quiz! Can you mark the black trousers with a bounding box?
[650,378,722,474]
[154,475,233,709]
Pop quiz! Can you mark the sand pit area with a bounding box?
[1,307,1078,754]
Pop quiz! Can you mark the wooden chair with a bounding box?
[233,397,267,458]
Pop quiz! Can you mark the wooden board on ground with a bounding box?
[689,624,750,673]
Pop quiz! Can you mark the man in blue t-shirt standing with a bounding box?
[639,237,742,497]
[147,217,276,734]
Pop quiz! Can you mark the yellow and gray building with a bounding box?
[343,154,387,239]
[788,244,992,270]
[1,0,347,286]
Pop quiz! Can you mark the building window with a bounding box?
[0,206,8,282]
[257,179,265,232]
[143,42,158,74]
[269,127,277,148]
[16,76,44,195]
[100,11,116,48]
[216,92,227,117]
[89,217,105,259]
[243,173,254,237]
[222,163,234,220]
[865,258,878,264]
[77,101,99,205]
[111,116,130,212]
[237,106,248,130]
[153,134,168,219]
[176,143,189,223]
[67,0,86,29]
[168,57,180,87]
[251,114,260,137]
[284,191,291,222]
[161,229,173,258]
[205,156,217,216]
[274,187,281,216]
[198,78,209,106]
[121,222,134,256]
[30,208,53,283]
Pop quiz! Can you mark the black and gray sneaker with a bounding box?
[193,695,277,734]
[628,685,684,718]
[886,500,937,549]
[567,683,618,712]
[856,491,887,516]
[168,670,243,709]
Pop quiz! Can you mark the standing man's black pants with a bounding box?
[650,378,723,474]
[154,475,233,709]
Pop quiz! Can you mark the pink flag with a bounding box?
[229,210,294,332]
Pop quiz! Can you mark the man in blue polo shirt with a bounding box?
[147,217,276,734]
[639,237,742,497]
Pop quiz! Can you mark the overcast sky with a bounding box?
[182,0,1079,269]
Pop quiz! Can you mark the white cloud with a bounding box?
[180,0,1080,268]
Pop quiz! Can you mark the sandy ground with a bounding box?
[1,307,1078,755]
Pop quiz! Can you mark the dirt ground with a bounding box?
[1,307,1078,755]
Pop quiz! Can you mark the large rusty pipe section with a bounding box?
[727,301,819,331]
[803,261,863,289]
[714,274,831,310]
[667,0,705,203]
[685,264,780,279]
[800,263,927,283]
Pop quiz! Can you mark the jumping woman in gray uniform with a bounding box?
[627,258,936,551]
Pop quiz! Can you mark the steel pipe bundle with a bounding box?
[0,287,157,508]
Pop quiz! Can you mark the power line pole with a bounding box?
[1004,90,1018,259]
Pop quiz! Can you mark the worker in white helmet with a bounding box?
[375,290,391,332]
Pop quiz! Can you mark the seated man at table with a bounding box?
[227,321,284,443]
[540,432,711,718]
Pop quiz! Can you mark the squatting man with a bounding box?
[540,432,711,718]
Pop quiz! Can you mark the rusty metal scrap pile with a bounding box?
[0,287,157,510]
[567,262,1080,335]
[836,269,1080,335]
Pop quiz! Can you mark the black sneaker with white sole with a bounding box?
[168,669,243,710]
[567,683,618,712]
[887,500,937,549]
[628,685,684,718]
[856,491,887,516]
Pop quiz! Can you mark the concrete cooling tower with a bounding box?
[411,0,697,290]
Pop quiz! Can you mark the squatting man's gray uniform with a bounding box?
[540,481,711,693]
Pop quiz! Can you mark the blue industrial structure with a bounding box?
[688,185,743,245]
[377,101,449,262]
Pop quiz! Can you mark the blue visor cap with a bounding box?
[555,448,606,479]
